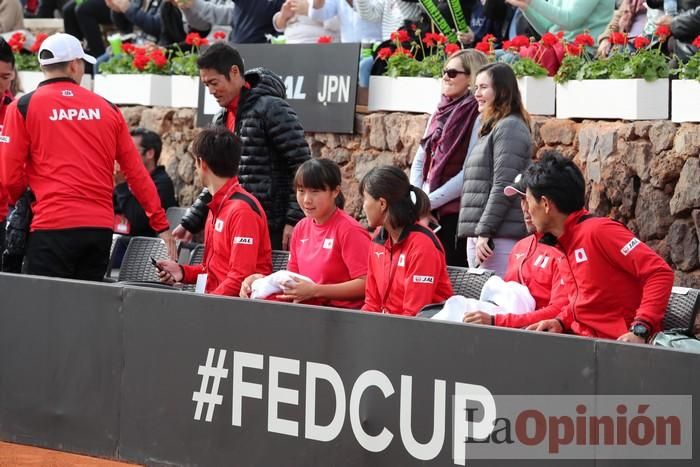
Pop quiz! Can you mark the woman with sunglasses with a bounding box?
[409,49,488,267]
[457,62,533,276]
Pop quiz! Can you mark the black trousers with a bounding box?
[62,0,112,57]
[435,212,468,267]
[25,228,112,282]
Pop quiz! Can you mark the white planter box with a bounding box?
[170,75,200,108]
[94,74,172,106]
[368,76,441,114]
[556,79,669,120]
[671,80,700,123]
[17,71,93,94]
[517,76,555,115]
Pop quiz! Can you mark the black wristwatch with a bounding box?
[629,323,651,341]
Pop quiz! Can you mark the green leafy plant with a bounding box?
[7,32,47,71]
[377,30,462,78]
[675,35,700,80]
[510,57,548,79]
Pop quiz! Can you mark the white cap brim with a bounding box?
[504,186,526,197]
[39,52,96,66]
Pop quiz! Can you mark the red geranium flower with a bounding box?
[133,54,150,71]
[610,32,627,45]
[390,30,410,43]
[30,33,48,53]
[185,32,207,47]
[502,40,513,50]
[445,43,461,55]
[150,50,168,68]
[377,47,392,60]
[475,41,491,54]
[8,32,25,53]
[541,32,559,47]
[556,31,565,39]
[213,31,227,41]
[122,43,135,54]
[574,33,594,48]
[433,33,447,45]
[422,32,436,47]
[392,47,413,58]
[317,35,332,44]
[633,36,650,49]
[565,43,582,56]
[511,35,530,48]
[654,24,671,41]
[692,35,700,48]
[481,33,496,43]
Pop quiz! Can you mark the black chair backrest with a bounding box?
[166,206,188,231]
[663,287,700,333]
[189,244,205,265]
[272,250,290,272]
[447,266,495,299]
[118,237,170,282]
[417,302,445,319]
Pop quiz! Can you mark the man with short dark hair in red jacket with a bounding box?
[0,33,174,281]
[523,151,674,343]
[463,173,569,328]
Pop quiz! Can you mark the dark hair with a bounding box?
[359,165,430,229]
[130,127,162,163]
[476,62,531,136]
[196,42,245,80]
[191,127,242,178]
[38,50,71,72]
[523,150,585,214]
[294,158,345,209]
[0,38,14,67]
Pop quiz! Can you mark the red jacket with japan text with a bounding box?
[495,233,570,328]
[363,223,453,316]
[552,210,674,339]
[181,177,272,296]
[0,77,168,232]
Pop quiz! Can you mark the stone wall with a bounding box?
[118,106,700,288]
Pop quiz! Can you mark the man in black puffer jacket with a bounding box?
[174,43,310,249]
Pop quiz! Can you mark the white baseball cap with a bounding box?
[38,33,96,66]
[504,173,527,197]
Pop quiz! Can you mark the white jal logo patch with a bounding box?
[397,254,406,267]
[621,237,641,256]
[413,275,434,284]
[214,219,224,232]
[323,238,334,249]
[574,248,588,264]
[234,237,253,245]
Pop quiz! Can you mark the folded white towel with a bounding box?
[251,270,316,299]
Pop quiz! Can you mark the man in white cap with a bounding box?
[0,33,175,281]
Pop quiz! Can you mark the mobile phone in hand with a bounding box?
[428,220,442,233]
[150,256,163,271]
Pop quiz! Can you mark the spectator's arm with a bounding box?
[0,104,30,203]
[264,98,311,226]
[181,0,235,27]
[598,0,625,41]
[123,3,162,37]
[592,221,674,334]
[519,3,555,36]
[353,0,383,22]
[113,182,151,234]
[672,6,700,42]
[526,0,605,31]
[181,263,206,284]
[309,0,338,23]
[114,117,169,233]
[396,0,423,23]
[409,144,426,188]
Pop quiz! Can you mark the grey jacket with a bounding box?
[457,114,532,240]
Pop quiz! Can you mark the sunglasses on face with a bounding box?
[443,68,468,78]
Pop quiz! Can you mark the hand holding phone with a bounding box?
[150,256,163,271]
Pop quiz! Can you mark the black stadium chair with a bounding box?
[166,206,188,231]
[188,244,205,266]
[663,287,700,333]
[118,236,170,283]
[447,266,495,299]
[272,250,290,272]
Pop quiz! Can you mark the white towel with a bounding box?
[250,270,316,299]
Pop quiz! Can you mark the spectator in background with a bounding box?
[457,63,532,276]
[362,166,453,317]
[597,0,649,56]
[654,2,700,61]
[177,0,284,44]
[523,152,674,343]
[410,49,489,267]
[309,0,382,43]
[0,38,15,263]
[158,128,272,296]
[35,0,68,19]
[63,0,114,59]
[112,128,177,268]
[107,0,163,43]
[0,33,174,281]
[463,173,569,328]
[241,159,371,309]
[272,0,340,43]
[173,43,310,250]
[505,0,615,43]
[0,0,24,33]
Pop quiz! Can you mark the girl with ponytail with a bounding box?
[360,166,453,316]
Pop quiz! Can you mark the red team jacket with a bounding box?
[0,92,12,222]
[363,223,453,316]
[181,178,272,296]
[495,233,569,328]
[552,210,673,339]
[0,78,168,232]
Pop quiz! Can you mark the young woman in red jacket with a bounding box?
[361,166,453,316]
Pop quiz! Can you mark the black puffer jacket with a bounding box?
[181,68,310,234]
